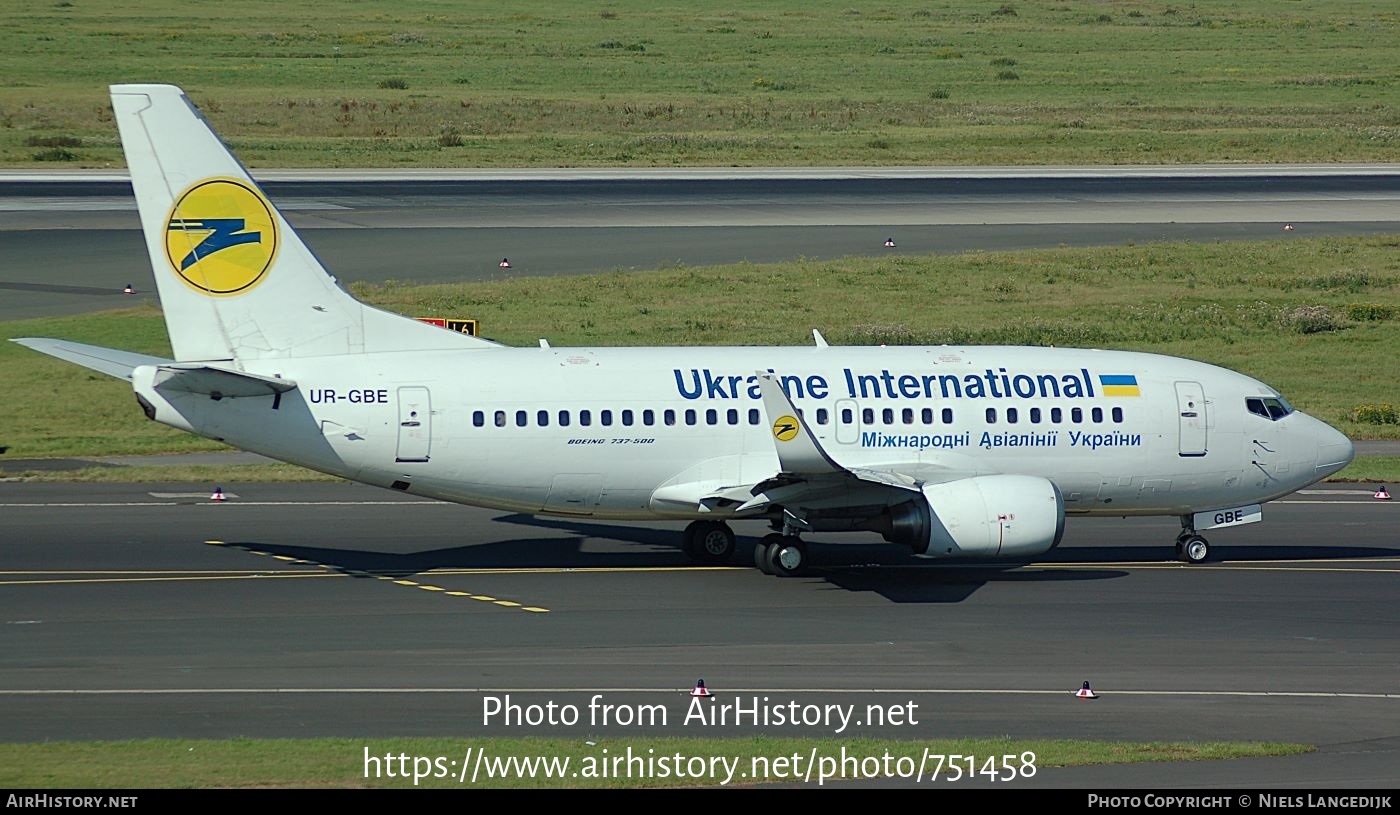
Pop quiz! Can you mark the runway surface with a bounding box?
[1,481,1396,787]
[3,169,1398,321]
[3,169,1398,787]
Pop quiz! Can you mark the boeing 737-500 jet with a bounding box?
[15,85,1355,576]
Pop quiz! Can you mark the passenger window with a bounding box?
[705,408,717,425]
[749,408,760,425]
[580,410,592,427]
[622,409,634,427]
[1030,407,1041,424]
[842,408,854,423]
[643,409,655,426]
[985,407,996,424]
[664,409,676,426]
[1072,407,1083,423]
[1112,407,1124,423]
[559,410,570,427]
[902,408,914,425]
[816,408,829,425]
[727,408,739,425]
[601,410,613,427]
[537,410,549,427]
[515,410,527,427]
[1051,407,1062,424]
[472,410,484,427]
[922,408,933,424]
[1092,407,1103,423]
[862,408,874,424]
[942,408,953,424]
[685,409,697,426]
[494,410,506,427]
[1007,407,1019,424]
[882,408,894,424]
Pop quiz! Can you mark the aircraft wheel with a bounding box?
[767,536,808,578]
[755,533,783,574]
[1179,535,1210,564]
[1174,531,1192,561]
[685,521,735,564]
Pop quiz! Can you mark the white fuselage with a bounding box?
[135,344,1354,521]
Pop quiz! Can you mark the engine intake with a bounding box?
[885,474,1065,559]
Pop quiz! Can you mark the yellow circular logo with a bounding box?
[165,178,278,296]
[772,415,800,442]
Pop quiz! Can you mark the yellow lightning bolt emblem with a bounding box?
[772,414,800,442]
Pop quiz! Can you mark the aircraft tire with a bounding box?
[1180,535,1210,564]
[767,537,808,577]
[686,521,735,564]
[755,534,783,574]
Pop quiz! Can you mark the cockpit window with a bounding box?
[1246,396,1294,421]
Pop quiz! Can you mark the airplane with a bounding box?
[15,85,1356,576]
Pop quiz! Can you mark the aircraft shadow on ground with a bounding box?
[220,534,680,572]
[1046,544,1400,563]
[506,514,1400,566]
[222,537,1128,604]
[218,514,1127,604]
[218,517,1398,605]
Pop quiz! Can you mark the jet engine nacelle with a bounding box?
[886,474,1066,559]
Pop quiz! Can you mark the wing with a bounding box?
[650,373,951,518]
[750,371,922,495]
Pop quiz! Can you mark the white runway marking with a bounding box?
[0,688,1395,699]
[0,198,348,212]
[0,498,1387,508]
[0,502,179,507]
[1276,500,1394,505]
[0,500,446,507]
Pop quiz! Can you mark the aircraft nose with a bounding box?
[1313,418,1355,478]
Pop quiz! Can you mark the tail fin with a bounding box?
[111,84,497,362]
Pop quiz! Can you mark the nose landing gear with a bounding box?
[1176,517,1211,564]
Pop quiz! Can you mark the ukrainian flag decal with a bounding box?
[1099,374,1141,397]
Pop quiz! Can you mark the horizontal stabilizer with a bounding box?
[151,364,297,398]
[12,338,171,380]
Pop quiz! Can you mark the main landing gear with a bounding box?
[682,520,736,565]
[1175,517,1210,564]
[680,517,810,576]
[755,533,808,577]
[753,512,812,577]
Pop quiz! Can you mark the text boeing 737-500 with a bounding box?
[15,85,1355,576]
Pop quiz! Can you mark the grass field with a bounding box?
[0,736,1309,787]
[3,235,1399,475]
[1,1,1397,167]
